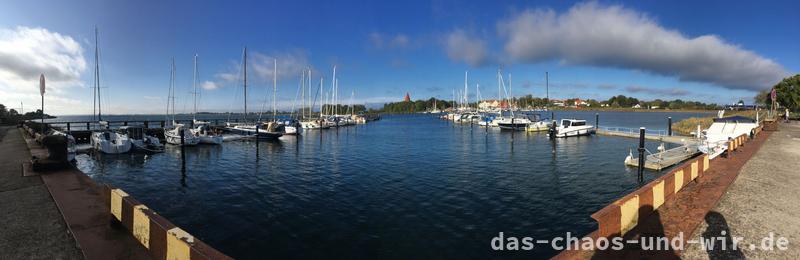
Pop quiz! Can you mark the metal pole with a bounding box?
[637,127,646,183]
[595,113,599,130]
[180,128,186,171]
[668,117,672,136]
[255,124,260,157]
[41,95,44,135]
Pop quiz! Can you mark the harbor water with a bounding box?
[72,110,710,258]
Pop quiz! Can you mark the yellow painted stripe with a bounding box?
[620,195,640,235]
[167,227,193,260]
[110,189,128,221]
[691,161,699,180]
[674,170,684,192]
[653,181,665,209]
[132,205,150,249]
[703,154,710,171]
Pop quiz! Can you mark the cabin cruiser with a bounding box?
[224,122,283,140]
[497,113,542,130]
[119,126,164,153]
[277,119,303,135]
[698,115,759,159]
[193,120,223,144]
[460,112,481,123]
[91,121,132,154]
[525,119,550,132]
[164,122,200,146]
[301,119,330,129]
[549,119,595,137]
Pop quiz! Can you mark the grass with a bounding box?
[671,110,761,135]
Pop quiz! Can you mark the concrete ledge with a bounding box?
[102,185,232,260]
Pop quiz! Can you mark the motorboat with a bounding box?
[119,126,164,153]
[164,123,200,146]
[525,120,550,132]
[498,113,542,130]
[91,122,132,154]
[50,129,77,161]
[193,120,223,144]
[300,119,330,129]
[698,115,759,159]
[276,119,303,136]
[549,119,595,138]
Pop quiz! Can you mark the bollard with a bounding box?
[668,117,672,136]
[637,127,646,183]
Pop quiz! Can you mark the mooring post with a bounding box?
[86,122,90,131]
[637,127,646,183]
[124,121,128,126]
[255,124,260,157]
[66,122,71,132]
[144,121,149,129]
[161,121,165,128]
[595,113,599,130]
[668,117,672,136]
[180,127,186,171]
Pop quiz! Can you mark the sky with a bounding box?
[0,0,797,115]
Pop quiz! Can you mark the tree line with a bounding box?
[0,104,56,125]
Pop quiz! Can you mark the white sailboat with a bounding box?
[88,28,132,154]
[164,58,200,146]
[191,54,223,144]
[119,126,163,153]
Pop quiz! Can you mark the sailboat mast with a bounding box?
[193,54,198,120]
[464,71,468,110]
[171,58,176,123]
[243,47,248,122]
[545,71,549,108]
[95,27,102,121]
[272,59,277,121]
[331,66,336,115]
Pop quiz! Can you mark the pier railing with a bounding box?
[598,126,669,137]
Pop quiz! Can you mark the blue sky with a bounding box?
[0,0,797,115]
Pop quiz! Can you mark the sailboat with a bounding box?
[224,47,283,140]
[164,58,200,146]
[300,70,328,129]
[268,59,302,136]
[190,54,223,144]
[89,28,132,154]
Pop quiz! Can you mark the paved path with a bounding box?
[0,126,83,259]
[683,122,800,259]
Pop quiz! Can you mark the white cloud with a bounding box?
[369,32,411,50]
[444,29,489,67]
[201,80,218,90]
[625,85,689,96]
[0,26,87,114]
[497,1,789,91]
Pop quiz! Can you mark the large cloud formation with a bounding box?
[444,29,489,67]
[0,26,86,89]
[497,2,788,91]
[0,26,86,114]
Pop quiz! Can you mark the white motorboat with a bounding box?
[698,115,759,159]
[525,120,550,132]
[193,120,223,144]
[497,113,542,130]
[92,122,132,154]
[119,126,164,153]
[300,120,329,129]
[165,123,200,146]
[549,119,595,137]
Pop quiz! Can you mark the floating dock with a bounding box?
[624,144,700,170]
[596,127,694,144]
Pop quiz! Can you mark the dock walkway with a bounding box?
[0,126,82,259]
[0,126,151,259]
[683,122,800,258]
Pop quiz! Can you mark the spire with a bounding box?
[404,92,411,102]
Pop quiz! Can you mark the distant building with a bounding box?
[478,99,509,110]
[404,92,411,102]
[551,99,565,107]
[632,104,642,109]
[574,98,589,106]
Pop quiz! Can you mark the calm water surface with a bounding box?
[74,111,710,259]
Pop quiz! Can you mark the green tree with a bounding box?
[773,74,800,111]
